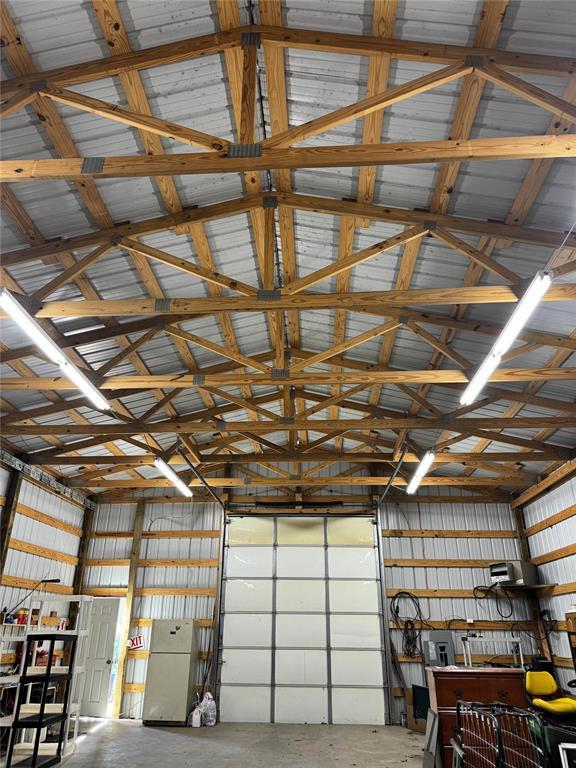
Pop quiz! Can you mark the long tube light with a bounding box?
[405,450,435,495]
[460,270,552,406]
[153,457,193,498]
[0,287,110,411]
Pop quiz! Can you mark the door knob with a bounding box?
[106,659,112,664]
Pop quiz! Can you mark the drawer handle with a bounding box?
[498,689,508,699]
[453,689,463,698]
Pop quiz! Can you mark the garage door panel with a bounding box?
[228,517,274,545]
[225,579,273,612]
[332,688,386,725]
[275,650,328,685]
[227,547,273,577]
[277,517,324,545]
[276,546,325,577]
[221,649,272,684]
[222,614,272,647]
[331,651,383,686]
[276,614,326,648]
[329,580,379,613]
[327,517,374,546]
[276,580,325,612]
[219,686,271,722]
[328,547,378,578]
[275,687,329,724]
[330,614,381,648]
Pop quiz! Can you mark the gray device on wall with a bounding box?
[423,631,456,667]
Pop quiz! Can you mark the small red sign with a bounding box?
[129,634,144,650]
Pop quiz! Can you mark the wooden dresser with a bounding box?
[426,666,526,767]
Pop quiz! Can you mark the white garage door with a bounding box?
[217,515,389,724]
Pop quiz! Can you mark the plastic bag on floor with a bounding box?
[200,692,217,726]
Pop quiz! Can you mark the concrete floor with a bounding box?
[70,720,425,767]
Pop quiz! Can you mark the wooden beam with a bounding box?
[39,85,229,150]
[0,469,22,577]
[257,25,574,75]
[284,227,426,294]
[164,326,272,372]
[525,503,576,537]
[112,500,144,719]
[5,191,575,269]
[0,85,37,119]
[73,505,94,596]
[386,587,526,598]
[382,528,518,539]
[263,62,472,147]
[25,283,576,316]
[3,368,575,392]
[70,476,527,489]
[199,386,280,422]
[531,543,576,566]
[511,458,576,508]
[3,416,576,435]
[1,574,73,595]
[239,37,258,144]
[477,62,576,121]
[30,450,556,465]
[279,192,576,250]
[120,238,257,296]
[430,227,519,283]
[0,317,184,365]
[3,135,573,181]
[133,587,216,597]
[1,28,243,97]
[31,244,114,302]
[91,529,219,539]
[1,194,260,267]
[12,502,82,536]
[290,320,401,372]
[3,24,573,102]
[386,557,495,568]
[9,538,78,566]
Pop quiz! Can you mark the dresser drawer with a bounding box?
[478,676,526,707]
[434,675,481,708]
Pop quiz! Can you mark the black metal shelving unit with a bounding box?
[6,633,77,768]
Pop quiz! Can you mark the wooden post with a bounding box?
[512,506,553,661]
[0,469,23,577]
[112,500,145,718]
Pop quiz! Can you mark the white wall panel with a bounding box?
[523,477,576,681]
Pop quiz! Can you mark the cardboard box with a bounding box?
[406,688,427,734]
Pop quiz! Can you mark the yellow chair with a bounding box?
[525,671,576,717]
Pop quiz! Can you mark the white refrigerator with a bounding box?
[142,620,200,725]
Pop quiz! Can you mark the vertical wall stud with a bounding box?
[112,500,145,718]
[0,469,23,577]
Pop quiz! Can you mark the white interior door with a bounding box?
[82,597,121,717]
[218,516,387,724]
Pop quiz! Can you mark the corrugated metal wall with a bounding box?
[86,499,222,719]
[522,477,576,689]
[0,468,86,677]
[87,489,549,722]
[381,489,536,719]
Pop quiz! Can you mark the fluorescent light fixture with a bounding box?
[406,450,435,495]
[154,457,193,498]
[492,271,552,356]
[0,288,67,366]
[459,271,552,406]
[460,353,502,406]
[0,287,110,411]
[60,361,110,411]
